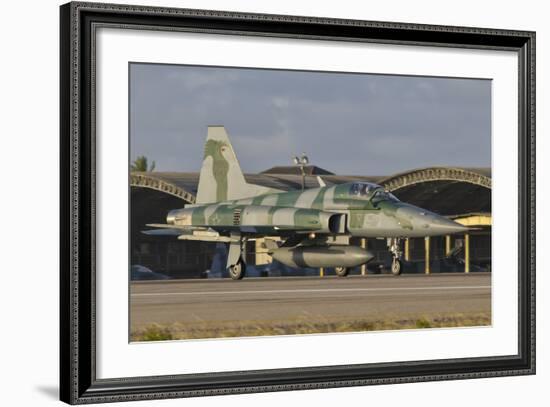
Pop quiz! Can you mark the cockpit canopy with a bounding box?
[349,182,377,197]
[348,182,399,204]
[371,188,399,204]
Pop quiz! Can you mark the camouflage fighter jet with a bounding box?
[146,126,468,279]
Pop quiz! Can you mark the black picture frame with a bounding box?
[60,2,536,404]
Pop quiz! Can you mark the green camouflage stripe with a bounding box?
[311,187,327,210]
[333,184,350,202]
[191,205,207,225]
[378,201,414,230]
[349,210,368,229]
[252,195,265,205]
[293,208,321,229]
[203,139,229,202]
[275,190,301,207]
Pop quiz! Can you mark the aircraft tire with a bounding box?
[228,260,246,280]
[334,266,349,277]
[391,259,402,276]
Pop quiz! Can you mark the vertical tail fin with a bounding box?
[196,126,280,204]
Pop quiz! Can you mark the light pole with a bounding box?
[293,152,309,191]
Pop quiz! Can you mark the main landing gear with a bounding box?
[387,237,403,276]
[334,266,349,277]
[228,259,246,280]
[227,233,247,280]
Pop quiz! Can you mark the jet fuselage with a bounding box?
[166,182,466,238]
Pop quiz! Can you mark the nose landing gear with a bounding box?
[387,237,403,276]
[391,257,403,276]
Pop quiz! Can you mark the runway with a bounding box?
[130,273,491,336]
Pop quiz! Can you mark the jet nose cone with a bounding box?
[428,216,469,235]
[405,205,470,236]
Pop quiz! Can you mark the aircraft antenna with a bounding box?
[292,153,309,191]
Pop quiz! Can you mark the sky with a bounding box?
[129,63,491,176]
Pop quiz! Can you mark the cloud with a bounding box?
[130,63,491,175]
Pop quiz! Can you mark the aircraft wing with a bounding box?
[143,222,319,242]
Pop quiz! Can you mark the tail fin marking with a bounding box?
[196,126,280,204]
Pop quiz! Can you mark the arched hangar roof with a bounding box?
[379,167,491,217]
[379,167,491,191]
[131,172,197,204]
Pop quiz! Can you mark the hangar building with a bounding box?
[130,166,491,278]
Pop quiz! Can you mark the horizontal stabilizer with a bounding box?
[143,223,207,237]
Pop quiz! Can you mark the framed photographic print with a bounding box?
[60,1,535,404]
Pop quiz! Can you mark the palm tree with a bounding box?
[131,156,156,172]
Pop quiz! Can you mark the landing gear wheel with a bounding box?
[391,259,402,276]
[334,266,349,277]
[228,259,246,280]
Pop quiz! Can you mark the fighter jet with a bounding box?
[146,126,468,279]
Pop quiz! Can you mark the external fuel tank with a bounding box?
[271,245,373,268]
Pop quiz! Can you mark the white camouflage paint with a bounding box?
[272,208,299,226]
[294,187,322,209]
[242,206,271,225]
[261,194,278,206]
